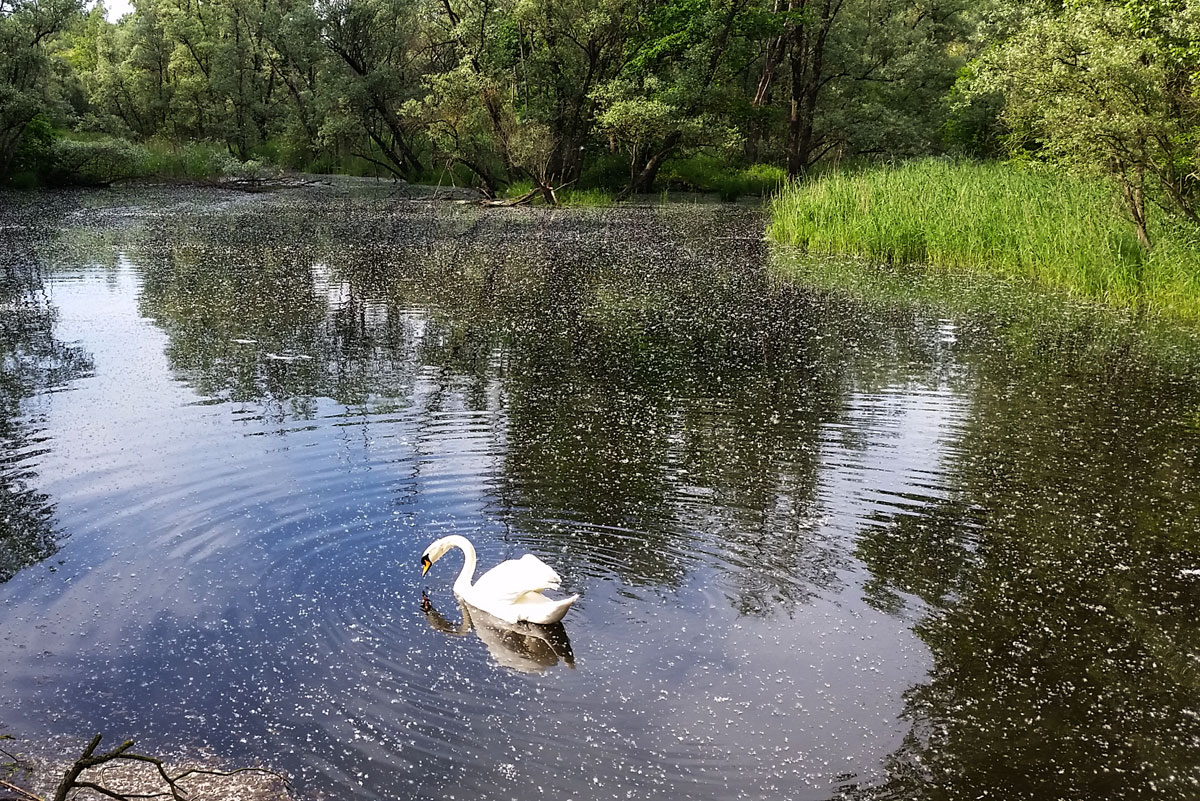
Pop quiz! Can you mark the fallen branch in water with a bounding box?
[478,186,540,207]
[474,178,578,207]
[1,734,37,800]
[1,777,41,801]
[1,734,291,801]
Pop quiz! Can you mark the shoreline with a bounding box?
[768,160,1200,321]
[2,733,293,801]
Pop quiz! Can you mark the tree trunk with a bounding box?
[1122,172,1151,250]
[618,131,682,198]
[753,0,787,107]
[785,0,838,177]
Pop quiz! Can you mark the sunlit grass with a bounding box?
[558,187,616,206]
[499,180,615,206]
[662,156,785,200]
[768,159,1200,319]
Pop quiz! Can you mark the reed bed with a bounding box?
[768,160,1200,318]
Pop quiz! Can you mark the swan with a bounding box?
[420,535,579,625]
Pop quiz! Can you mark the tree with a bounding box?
[0,0,83,178]
[751,0,968,176]
[509,0,627,184]
[602,0,752,195]
[973,0,1200,248]
[316,0,427,178]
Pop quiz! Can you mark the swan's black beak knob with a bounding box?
[421,555,431,576]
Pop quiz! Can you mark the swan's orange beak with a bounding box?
[421,555,431,576]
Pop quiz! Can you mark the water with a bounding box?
[2,185,1200,801]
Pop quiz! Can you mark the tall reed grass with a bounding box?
[768,160,1200,318]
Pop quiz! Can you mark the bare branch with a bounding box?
[45,735,290,801]
[0,777,43,801]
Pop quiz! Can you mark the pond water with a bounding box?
[3,185,1200,801]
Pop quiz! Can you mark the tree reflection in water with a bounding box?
[131,200,948,606]
[853,345,1200,800]
[74,190,1200,798]
[0,229,94,582]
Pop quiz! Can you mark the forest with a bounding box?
[0,0,1190,200]
[1,0,1194,208]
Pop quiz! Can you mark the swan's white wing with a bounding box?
[471,554,562,605]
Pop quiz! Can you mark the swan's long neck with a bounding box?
[442,535,477,595]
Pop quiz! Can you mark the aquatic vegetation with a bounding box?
[768,160,1200,319]
[770,249,1200,382]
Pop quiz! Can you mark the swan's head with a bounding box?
[420,538,455,576]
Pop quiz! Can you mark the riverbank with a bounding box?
[5,136,782,204]
[767,160,1200,320]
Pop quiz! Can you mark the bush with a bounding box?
[49,137,148,185]
[219,156,277,182]
[143,140,230,179]
[10,116,56,179]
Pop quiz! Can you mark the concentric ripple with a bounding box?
[5,187,1200,801]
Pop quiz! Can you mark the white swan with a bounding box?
[420,535,579,625]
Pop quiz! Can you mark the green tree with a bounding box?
[510,0,627,184]
[602,0,752,195]
[316,0,427,177]
[0,0,83,178]
[973,0,1200,247]
[752,0,967,175]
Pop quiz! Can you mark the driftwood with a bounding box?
[475,179,577,207]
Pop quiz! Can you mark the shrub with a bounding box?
[49,138,148,185]
[143,140,230,179]
[10,116,56,179]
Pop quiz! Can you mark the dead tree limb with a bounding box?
[37,734,291,801]
[478,178,579,207]
[0,777,42,801]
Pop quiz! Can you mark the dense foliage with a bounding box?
[1,0,1198,216]
[0,0,971,193]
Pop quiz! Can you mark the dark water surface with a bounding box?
[3,186,1200,801]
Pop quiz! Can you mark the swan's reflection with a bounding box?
[421,593,575,674]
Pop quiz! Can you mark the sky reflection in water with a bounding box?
[1,187,1199,801]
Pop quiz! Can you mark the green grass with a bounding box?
[558,187,616,206]
[502,179,535,199]
[662,155,785,200]
[768,159,1200,319]
[499,180,615,206]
